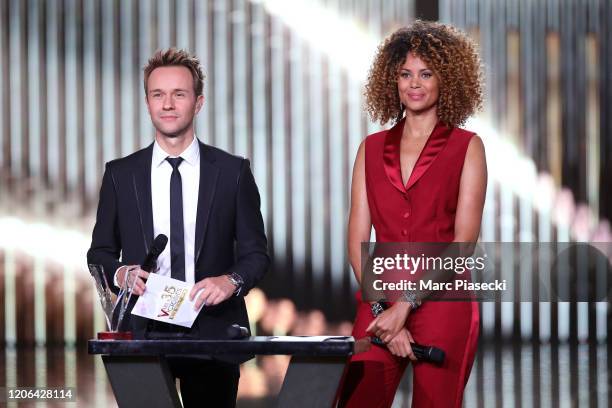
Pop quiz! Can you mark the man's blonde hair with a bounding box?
[143,48,205,97]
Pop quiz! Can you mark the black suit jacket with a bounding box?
[87,140,269,342]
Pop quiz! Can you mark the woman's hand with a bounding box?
[366,302,411,342]
[386,328,417,360]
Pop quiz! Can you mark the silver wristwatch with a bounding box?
[226,272,244,296]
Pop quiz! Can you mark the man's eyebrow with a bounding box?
[148,88,191,93]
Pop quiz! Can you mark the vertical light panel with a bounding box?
[4,249,16,344]
[232,0,249,157]
[194,0,210,143]
[213,0,230,151]
[576,246,589,342]
[346,68,363,165]
[176,0,192,50]
[270,15,287,261]
[546,33,562,186]
[102,0,116,163]
[585,35,599,217]
[309,48,325,294]
[139,0,153,148]
[538,196,552,342]
[63,265,76,345]
[33,254,46,344]
[519,164,535,341]
[120,0,135,156]
[556,225,570,342]
[9,0,23,180]
[480,157,496,338]
[65,0,79,189]
[328,62,345,287]
[157,0,172,49]
[595,243,607,341]
[84,0,99,201]
[46,0,60,184]
[506,30,520,149]
[0,0,4,172]
[290,33,307,298]
[27,0,41,179]
[251,3,269,226]
[500,182,514,338]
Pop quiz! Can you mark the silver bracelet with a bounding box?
[402,291,421,310]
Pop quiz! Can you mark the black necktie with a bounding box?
[166,157,185,281]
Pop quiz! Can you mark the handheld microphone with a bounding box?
[370,336,445,364]
[141,234,168,272]
[227,324,250,339]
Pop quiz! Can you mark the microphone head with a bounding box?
[427,347,445,364]
[151,234,168,255]
[226,324,249,339]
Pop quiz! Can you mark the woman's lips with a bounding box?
[407,93,425,101]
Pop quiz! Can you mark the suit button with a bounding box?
[401,229,408,236]
[403,211,410,218]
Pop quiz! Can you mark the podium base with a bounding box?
[98,331,133,340]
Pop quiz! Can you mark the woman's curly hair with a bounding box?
[365,20,484,128]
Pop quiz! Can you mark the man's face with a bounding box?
[146,66,203,139]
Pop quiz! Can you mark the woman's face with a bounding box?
[397,53,440,115]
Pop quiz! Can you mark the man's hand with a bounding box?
[117,265,149,296]
[190,276,236,309]
[366,302,412,342]
[386,328,417,360]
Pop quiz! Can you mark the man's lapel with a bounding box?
[194,141,219,264]
[133,144,155,253]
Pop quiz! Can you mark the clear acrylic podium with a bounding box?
[88,336,354,408]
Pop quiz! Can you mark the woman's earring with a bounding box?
[396,102,404,123]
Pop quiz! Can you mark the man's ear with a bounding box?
[195,95,204,113]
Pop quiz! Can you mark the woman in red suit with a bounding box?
[338,21,487,407]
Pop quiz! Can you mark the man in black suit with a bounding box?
[87,48,269,407]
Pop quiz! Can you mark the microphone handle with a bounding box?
[370,337,442,363]
[141,254,156,273]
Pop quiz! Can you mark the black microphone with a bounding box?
[141,234,168,272]
[411,342,445,364]
[370,337,445,364]
[227,324,250,339]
